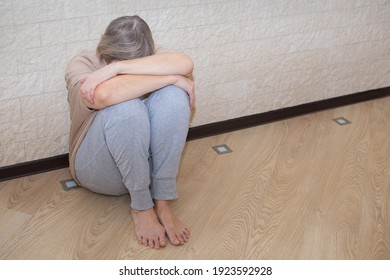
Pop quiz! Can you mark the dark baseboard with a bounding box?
[0,154,69,182]
[187,87,389,140]
[1,86,388,182]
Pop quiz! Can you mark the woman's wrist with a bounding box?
[109,61,125,75]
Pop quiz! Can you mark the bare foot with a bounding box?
[130,208,167,250]
[154,200,190,246]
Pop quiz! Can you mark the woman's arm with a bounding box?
[80,52,194,105]
[115,52,194,76]
[83,74,195,110]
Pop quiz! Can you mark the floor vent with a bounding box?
[333,117,351,126]
[60,179,80,191]
[212,144,233,155]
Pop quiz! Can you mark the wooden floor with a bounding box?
[0,97,389,260]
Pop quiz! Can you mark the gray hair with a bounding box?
[96,15,155,64]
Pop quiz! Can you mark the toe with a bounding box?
[159,236,167,248]
[171,234,183,246]
[181,233,189,243]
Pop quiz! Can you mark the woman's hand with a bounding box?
[173,75,195,110]
[80,63,119,104]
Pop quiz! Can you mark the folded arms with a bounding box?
[80,52,195,110]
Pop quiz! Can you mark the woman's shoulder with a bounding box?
[65,51,102,88]
[68,51,102,69]
[65,51,104,87]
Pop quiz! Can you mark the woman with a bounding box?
[65,15,195,250]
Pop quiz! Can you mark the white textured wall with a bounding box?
[0,0,389,166]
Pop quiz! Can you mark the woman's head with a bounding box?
[97,15,155,64]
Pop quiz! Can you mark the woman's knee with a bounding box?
[99,98,147,123]
[149,85,190,112]
[164,85,190,102]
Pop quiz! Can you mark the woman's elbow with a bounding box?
[91,86,111,110]
[178,53,194,75]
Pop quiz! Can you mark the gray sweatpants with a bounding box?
[74,85,190,210]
